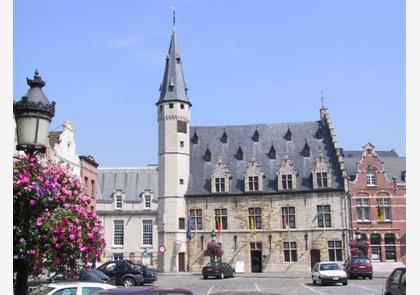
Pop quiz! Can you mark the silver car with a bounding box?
[311,262,348,286]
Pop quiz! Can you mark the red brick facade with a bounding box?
[346,143,406,263]
[79,155,99,212]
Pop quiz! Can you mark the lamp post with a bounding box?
[211,230,216,242]
[355,228,362,241]
[233,234,237,251]
[268,234,272,251]
[304,233,308,251]
[14,70,55,154]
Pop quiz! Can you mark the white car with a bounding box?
[29,281,116,295]
[311,262,348,286]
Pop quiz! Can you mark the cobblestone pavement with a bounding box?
[150,274,387,295]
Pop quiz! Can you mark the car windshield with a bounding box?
[320,263,341,271]
[29,286,55,295]
[352,257,371,264]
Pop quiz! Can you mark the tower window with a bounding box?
[169,103,174,109]
[177,120,187,133]
[181,104,184,109]
[180,141,184,148]
[160,105,163,112]
[179,179,184,185]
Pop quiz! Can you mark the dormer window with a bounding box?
[211,156,231,193]
[191,131,198,144]
[244,155,264,192]
[311,148,332,189]
[236,146,243,161]
[285,127,292,141]
[366,167,377,186]
[301,142,310,157]
[114,192,124,209]
[277,155,298,191]
[204,148,211,162]
[252,129,259,142]
[144,194,151,209]
[221,131,228,143]
[268,144,276,160]
[315,126,323,139]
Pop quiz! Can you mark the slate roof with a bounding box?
[97,166,158,201]
[186,121,344,195]
[343,151,406,183]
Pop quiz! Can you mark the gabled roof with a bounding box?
[97,166,158,201]
[186,121,344,195]
[156,28,190,106]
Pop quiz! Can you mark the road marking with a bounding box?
[298,283,326,295]
[254,283,262,293]
[352,283,382,294]
[206,285,214,295]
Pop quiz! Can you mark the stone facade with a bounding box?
[344,144,406,263]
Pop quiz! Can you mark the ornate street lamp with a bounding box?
[268,234,272,251]
[355,228,362,241]
[14,70,55,154]
[304,233,308,250]
[233,234,237,251]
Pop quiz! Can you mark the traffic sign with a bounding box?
[158,245,166,253]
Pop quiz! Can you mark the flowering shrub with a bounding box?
[203,241,224,262]
[13,154,105,286]
[349,239,370,257]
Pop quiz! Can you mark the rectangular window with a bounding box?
[179,218,185,230]
[377,198,391,221]
[248,207,262,230]
[328,241,343,261]
[190,209,203,230]
[177,120,187,133]
[113,220,124,246]
[281,207,296,229]
[215,178,225,192]
[356,198,370,221]
[317,205,331,228]
[113,253,124,261]
[284,241,298,262]
[115,195,123,209]
[282,174,293,189]
[180,141,184,148]
[316,172,328,187]
[142,220,153,246]
[144,195,151,209]
[215,209,228,230]
[248,176,259,191]
[91,179,95,197]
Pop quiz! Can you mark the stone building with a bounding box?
[96,166,159,266]
[156,25,350,273]
[344,144,406,263]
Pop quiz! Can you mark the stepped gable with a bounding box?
[186,121,344,195]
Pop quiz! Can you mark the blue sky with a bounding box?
[14,0,406,167]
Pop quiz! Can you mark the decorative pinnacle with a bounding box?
[321,91,325,108]
[27,69,46,88]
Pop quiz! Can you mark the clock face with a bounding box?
[159,245,166,253]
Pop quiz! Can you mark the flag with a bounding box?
[217,216,222,233]
[377,205,384,222]
[186,216,193,240]
[312,211,321,223]
[250,217,255,236]
[284,215,289,230]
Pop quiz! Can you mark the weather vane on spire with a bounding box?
[321,91,325,108]
[172,6,176,27]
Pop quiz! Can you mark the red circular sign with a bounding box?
[158,245,166,253]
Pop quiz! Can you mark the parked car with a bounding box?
[28,270,111,292]
[384,267,406,295]
[29,281,115,295]
[202,261,235,279]
[97,260,144,287]
[344,256,373,279]
[94,286,193,295]
[311,262,348,286]
[129,262,158,284]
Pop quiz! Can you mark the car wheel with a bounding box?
[231,272,235,278]
[220,272,224,279]
[203,276,207,279]
[312,279,316,285]
[369,275,373,280]
[318,278,323,286]
[123,277,136,288]
[343,280,348,286]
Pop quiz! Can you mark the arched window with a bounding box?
[366,167,377,186]
[370,233,382,261]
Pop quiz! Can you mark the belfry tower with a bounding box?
[156,20,191,272]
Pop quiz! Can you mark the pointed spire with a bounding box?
[156,13,191,106]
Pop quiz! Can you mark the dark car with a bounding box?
[97,260,144,288]
[94,286,193,295]
[132,263,158,284]
[28,270,110,292]
[384,267,406,295]
[344,256,373,279]
[202,261,235,279]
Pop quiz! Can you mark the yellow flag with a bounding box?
[250,217,255,236]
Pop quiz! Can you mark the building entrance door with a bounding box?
[310,249,321,269]
[250,242,262,272]
[178,252,185,272]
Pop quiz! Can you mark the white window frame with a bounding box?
[356,198,370,221]
[377,197,392,221]
[327,240,343,261]
[144,194,151,209]
[215,177,226,192]
[113,220,124,247]
[366,167,377,186]
[248,176,259,191]
[142,220,153,246]
[115,194,123,209]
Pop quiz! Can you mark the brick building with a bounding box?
[79,155,99,212]
[344,143,406,263]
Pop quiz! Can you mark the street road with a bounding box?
[152,274,386,295]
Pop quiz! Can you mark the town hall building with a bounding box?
[156,24,350,273]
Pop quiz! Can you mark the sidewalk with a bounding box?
[158,262,405,279]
